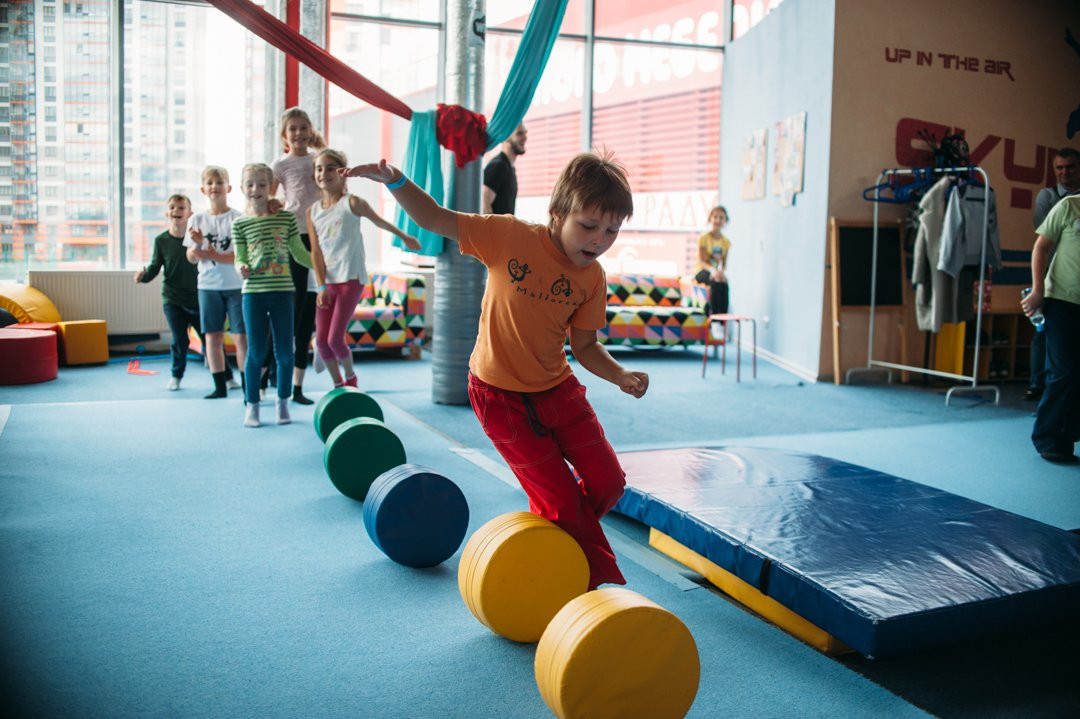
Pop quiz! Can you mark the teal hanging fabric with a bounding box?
[485,0,569,148]
[394,110,445,255]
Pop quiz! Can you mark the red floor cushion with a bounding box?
[0,327,59,385]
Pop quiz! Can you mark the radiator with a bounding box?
[27,270,169,335]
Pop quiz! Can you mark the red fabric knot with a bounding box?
[436,104,489,168]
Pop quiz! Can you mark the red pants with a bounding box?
[468,373,626,589]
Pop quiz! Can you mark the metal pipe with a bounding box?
[432,0,486,406]
[111,1,126,267]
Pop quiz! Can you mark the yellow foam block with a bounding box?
[649,529,850,655]
[535,587,700,719]
[458,512,589,643]
[59,319,109,365]
[187,325,244,355]
[933,322,965,376]
[0,282,62,324]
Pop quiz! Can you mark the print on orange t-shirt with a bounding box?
[457,213,608,393]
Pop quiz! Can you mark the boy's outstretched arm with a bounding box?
[569,327,649,398]
[340,160,459,241]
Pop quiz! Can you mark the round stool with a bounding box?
[535,587,700,719]
[458,512,589,643]
[0,328,58,385]
[323,417,406,501]
[313,387,384,442]
[364,464,470,568]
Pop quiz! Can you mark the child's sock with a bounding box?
[276,398,292,425]
[292,386,314,405]
[205,371,228,399]
[244,402,261,428]
[344,374,358,388]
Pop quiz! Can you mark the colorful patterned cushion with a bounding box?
[346,273,426,354]
[598,306,707,347]
[606,274,683,307]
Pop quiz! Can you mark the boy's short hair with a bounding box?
[166,193,191,207]
[241,162,274,184]
[201,165,230,184]
[549,151,633,221]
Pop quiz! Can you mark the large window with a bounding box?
[327,6,440,270]
[1,0,727,280]
[494,0,724,276]
[123,2,271,268]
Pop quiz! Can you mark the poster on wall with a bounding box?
[773,111,807,207]
[741,128,768,200]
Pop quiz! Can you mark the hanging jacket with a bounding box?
[912,176,958,332]
[938,181,1002,277]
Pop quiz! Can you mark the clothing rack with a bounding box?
[846,165,999,405]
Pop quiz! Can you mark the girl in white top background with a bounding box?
[308,148,420,388]
[270,107,324,405]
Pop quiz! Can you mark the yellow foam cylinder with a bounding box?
[458,512,589,643]
[535,587,700,719]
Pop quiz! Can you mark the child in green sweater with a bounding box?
[135,194,201,391]
[233,163,312,427]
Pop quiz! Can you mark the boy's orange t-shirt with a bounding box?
[457,213,608,393]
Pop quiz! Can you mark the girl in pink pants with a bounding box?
[307,148,420,388]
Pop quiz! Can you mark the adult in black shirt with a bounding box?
[482,123,527,215]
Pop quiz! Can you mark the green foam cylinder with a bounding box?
[313,387,384,442]
[323,417,406,501]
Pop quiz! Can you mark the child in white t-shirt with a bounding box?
[185,165,248,399]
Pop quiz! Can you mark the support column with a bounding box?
[298,0,326,133]
[432,0,486,406]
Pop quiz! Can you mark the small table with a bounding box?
[702,314,757,381]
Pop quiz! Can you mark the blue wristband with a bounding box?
[385,174,407,190]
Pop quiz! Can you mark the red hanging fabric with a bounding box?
[205,0,412,121]
[436,104,489,168]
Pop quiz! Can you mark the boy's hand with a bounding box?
[1020,288,1043,317]
[340,160,398,185]
[133,270,144,283]
[267,198,283,214]
[239,266,251,279]
[190,227,204,245]
[402,234,422,251]
[618,371,649,399]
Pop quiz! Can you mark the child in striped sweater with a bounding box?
[233,162,312,428]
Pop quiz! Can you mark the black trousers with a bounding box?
[1032,298,1080,454]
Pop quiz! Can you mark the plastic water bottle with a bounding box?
[1021,288,1045,332]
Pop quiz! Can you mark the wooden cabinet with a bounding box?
[963,313,1036,382]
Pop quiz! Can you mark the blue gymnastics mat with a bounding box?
[612,446,1080,658]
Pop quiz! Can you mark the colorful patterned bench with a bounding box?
[598,274,708,347]
[346,272,426,359]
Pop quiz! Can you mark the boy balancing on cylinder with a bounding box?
[340,152,648,590]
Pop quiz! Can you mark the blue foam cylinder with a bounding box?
[364,464,470,568]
